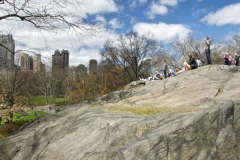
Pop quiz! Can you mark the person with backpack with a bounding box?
[223,50,232,66]
[234,51,240,66]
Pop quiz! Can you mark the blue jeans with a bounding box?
[205,49,212,65]
[164,70,167,78]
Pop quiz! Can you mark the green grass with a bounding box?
[106,106,201,115]
[0,110,47,139]
[12,110,47,125]
[30,96,66,106]
[0,111,47,126]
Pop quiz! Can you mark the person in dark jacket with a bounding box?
[234,51,240,66]
[163,59,167,78]
[183,53,198,70]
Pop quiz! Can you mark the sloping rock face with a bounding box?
[0,65,240,160]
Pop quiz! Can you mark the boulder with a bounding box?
[0,65,240,160]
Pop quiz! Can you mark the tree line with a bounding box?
[0,0,240,109]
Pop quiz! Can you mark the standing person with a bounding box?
[205,36,212,65]
[234,51,240,66]
[163,59,167,78]
[183,53,198,70]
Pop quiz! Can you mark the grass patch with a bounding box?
[30,96,66,106]
[106,106,201,115]
[12,110,47,125]
[0,110,47,139]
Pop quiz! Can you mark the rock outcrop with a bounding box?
[0,65,240,160]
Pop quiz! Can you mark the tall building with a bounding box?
[52,49,69,71]
[20,53,31,70]
[33,54,41,72]
[89,59,97,74]
[76,64,87,73]
[61,49,69,68]
[20,53,44,72]
[0,34,15,69]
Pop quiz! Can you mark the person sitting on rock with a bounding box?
[168,69,176,77]
[153,71,162,80]
[223,50,232,66]
[139,74,153,84]
[4,117,9,124]
[183,53,198,70]
[234,51,240,66]
[147,74,153,81]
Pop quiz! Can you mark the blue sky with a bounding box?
[1,0,240,67]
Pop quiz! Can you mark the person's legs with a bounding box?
[205,49,212,65]
[225,59,228,65]
[183,62,191,70]
[164,70,167,78]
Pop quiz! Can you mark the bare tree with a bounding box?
[169,36,219,66]
[224,32,240,52]
[0,0,99,108]
[100,32,164,82]
[0,0,98,38]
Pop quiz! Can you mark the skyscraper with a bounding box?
[89,59,97,74]
[20,53,31,70]
[0,34,15,69]
[76,64,87,74]
[52,49,69,72]
[20,53,44,72]
[33,54,41,72]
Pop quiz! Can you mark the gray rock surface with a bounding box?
[0,65,240,160]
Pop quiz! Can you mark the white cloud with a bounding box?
[192,8,207,18]
[109,18,124,29]
[159,0,178,7]
[129,0,147,9]
[0,0,121,67]
[80,0,119,17]
[201,3,240,26]
[139,0,147,3]
[133,22,192,42]
[130,17,137,25]
[95,15,107,26]
[130,0,137,9]
[0,19,119,66]
[70,48,102,67]
[146,3,168,19]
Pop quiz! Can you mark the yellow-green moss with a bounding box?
[106,106,201,115]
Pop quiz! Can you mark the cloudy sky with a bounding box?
[1,0,240,67]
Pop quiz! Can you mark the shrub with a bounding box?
[0,124,19,139]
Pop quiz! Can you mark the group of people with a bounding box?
[139,36,239,83]
[223,50,240,66]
